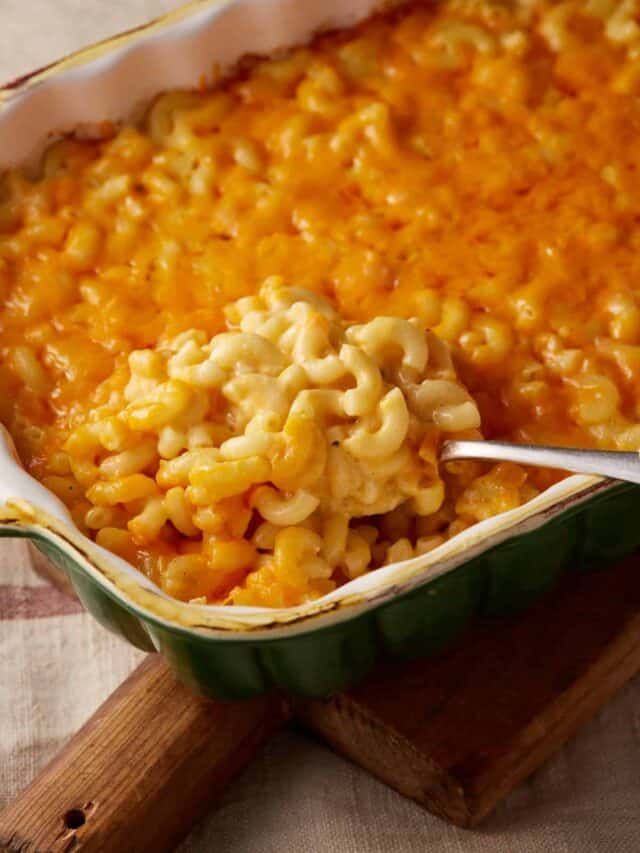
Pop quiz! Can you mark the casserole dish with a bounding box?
[1,0,640,699]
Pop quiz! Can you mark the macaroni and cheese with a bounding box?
[2,0,640,605]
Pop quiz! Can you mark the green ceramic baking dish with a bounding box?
[2,0,640,700]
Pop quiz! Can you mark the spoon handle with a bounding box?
[440,440,640,486]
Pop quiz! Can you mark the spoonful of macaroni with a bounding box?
[67,277,486,605]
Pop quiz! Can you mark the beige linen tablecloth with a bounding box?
[1,3,640,850]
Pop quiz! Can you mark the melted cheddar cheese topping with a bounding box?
[2,0,640,605]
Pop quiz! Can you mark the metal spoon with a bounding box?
[440,440,640,486]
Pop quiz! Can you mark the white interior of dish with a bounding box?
[0,0,381,169]
[0,0,608,630]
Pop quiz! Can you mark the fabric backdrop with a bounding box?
[1,3,639,850]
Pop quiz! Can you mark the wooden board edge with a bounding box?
[295,694,472,827]
[466,609,640,823]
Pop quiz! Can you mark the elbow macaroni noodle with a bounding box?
[2,0,640,605]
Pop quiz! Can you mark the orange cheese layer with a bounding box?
[2,1,640,605]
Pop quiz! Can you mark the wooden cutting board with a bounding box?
[2,548,640,851]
